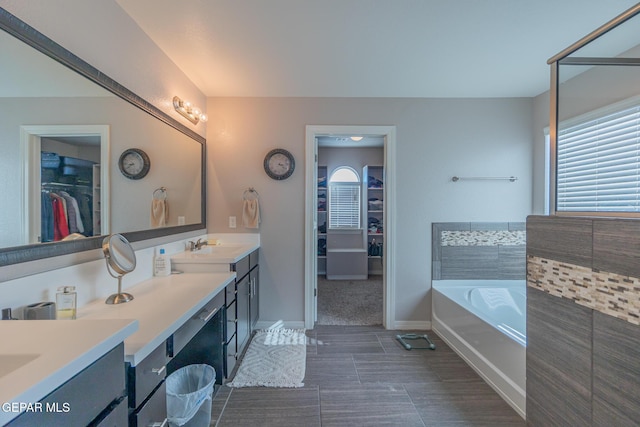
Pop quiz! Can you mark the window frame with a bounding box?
[550,95,640,217]
[328,167,361,230]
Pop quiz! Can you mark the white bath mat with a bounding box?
[227,328,306,388]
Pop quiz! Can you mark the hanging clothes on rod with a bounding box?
[41,183,93,242]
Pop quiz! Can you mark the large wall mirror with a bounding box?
[0,8,205,267]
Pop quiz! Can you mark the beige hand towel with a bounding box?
[242,199,260,229]
[151,199,168,227]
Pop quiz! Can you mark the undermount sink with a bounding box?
[0,354,40,379]
[170,245,251,270]
[192,245,241,255]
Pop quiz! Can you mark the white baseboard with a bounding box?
[393,321,432,330]
[255,320,432,331]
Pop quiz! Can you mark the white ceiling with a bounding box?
[116,1,639,98]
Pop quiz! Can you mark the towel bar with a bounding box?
[243,187,260,200]
[153,187,167,199]
[451,176,517,182]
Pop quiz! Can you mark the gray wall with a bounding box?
[207,97,534,326]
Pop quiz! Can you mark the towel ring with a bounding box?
[153,187,167,200]
[243,187,260,200]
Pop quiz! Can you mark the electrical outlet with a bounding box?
[229,216,236,228]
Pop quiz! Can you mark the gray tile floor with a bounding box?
[211,326,525,426]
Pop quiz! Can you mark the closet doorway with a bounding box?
[304,125,396,330]
[21,124,110,245]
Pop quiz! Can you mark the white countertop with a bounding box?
[78,272,236,365]
[0,319,138,425]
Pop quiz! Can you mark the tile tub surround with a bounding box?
[527,255,640,326]
[526,215,640,326]
[441,230,526,246]
[526,215,640,425]
[432,222,526,280]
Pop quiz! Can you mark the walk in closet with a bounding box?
[316,151,384,278]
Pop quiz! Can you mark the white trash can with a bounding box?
[166,364,216,427]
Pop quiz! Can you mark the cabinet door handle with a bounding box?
[151,365,166,376]
[199,306,219,323]
[148,419,168,427]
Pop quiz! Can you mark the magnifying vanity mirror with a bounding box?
[102,234,136,304]
[0,8,206,273]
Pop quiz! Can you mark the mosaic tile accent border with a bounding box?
[527,255,640,326]
[441,230,526,246]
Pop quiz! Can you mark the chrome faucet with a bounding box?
[189,238,208,251]
[196,238,208,250]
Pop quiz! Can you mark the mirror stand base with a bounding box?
[105,293,134,305]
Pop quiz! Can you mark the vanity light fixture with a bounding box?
[350,136,364,141]
[173,96,208,125]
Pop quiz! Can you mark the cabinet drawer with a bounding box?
[249,249,259,270]
[232,255,250,280]
[173,291,225,356]
[128,342,168,409]
[93,395,128,427]
[225,282,236,308]
[226,299,237,340]
[130,381,167,427]
[225,334,237,378]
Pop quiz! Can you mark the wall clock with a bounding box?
[118,148,150,180]
[263,148,295,180]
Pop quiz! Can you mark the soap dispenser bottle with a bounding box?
[56,286,77,320]
[154,248,171,276]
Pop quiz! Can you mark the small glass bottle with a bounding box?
[56,286,77,320]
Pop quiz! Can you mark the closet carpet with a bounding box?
[210,326,525,426]
[316,275,383,326]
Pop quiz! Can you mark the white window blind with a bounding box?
[557,103,640,212]
[329,183,361,228]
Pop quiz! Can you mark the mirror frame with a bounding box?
[0,8,206,266]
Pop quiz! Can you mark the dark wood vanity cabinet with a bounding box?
[226,249,259,378]
[7,344,127,427]
[127,292,226,427]
[236,273,251,355]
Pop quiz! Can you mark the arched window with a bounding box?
[328,167,360,229]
